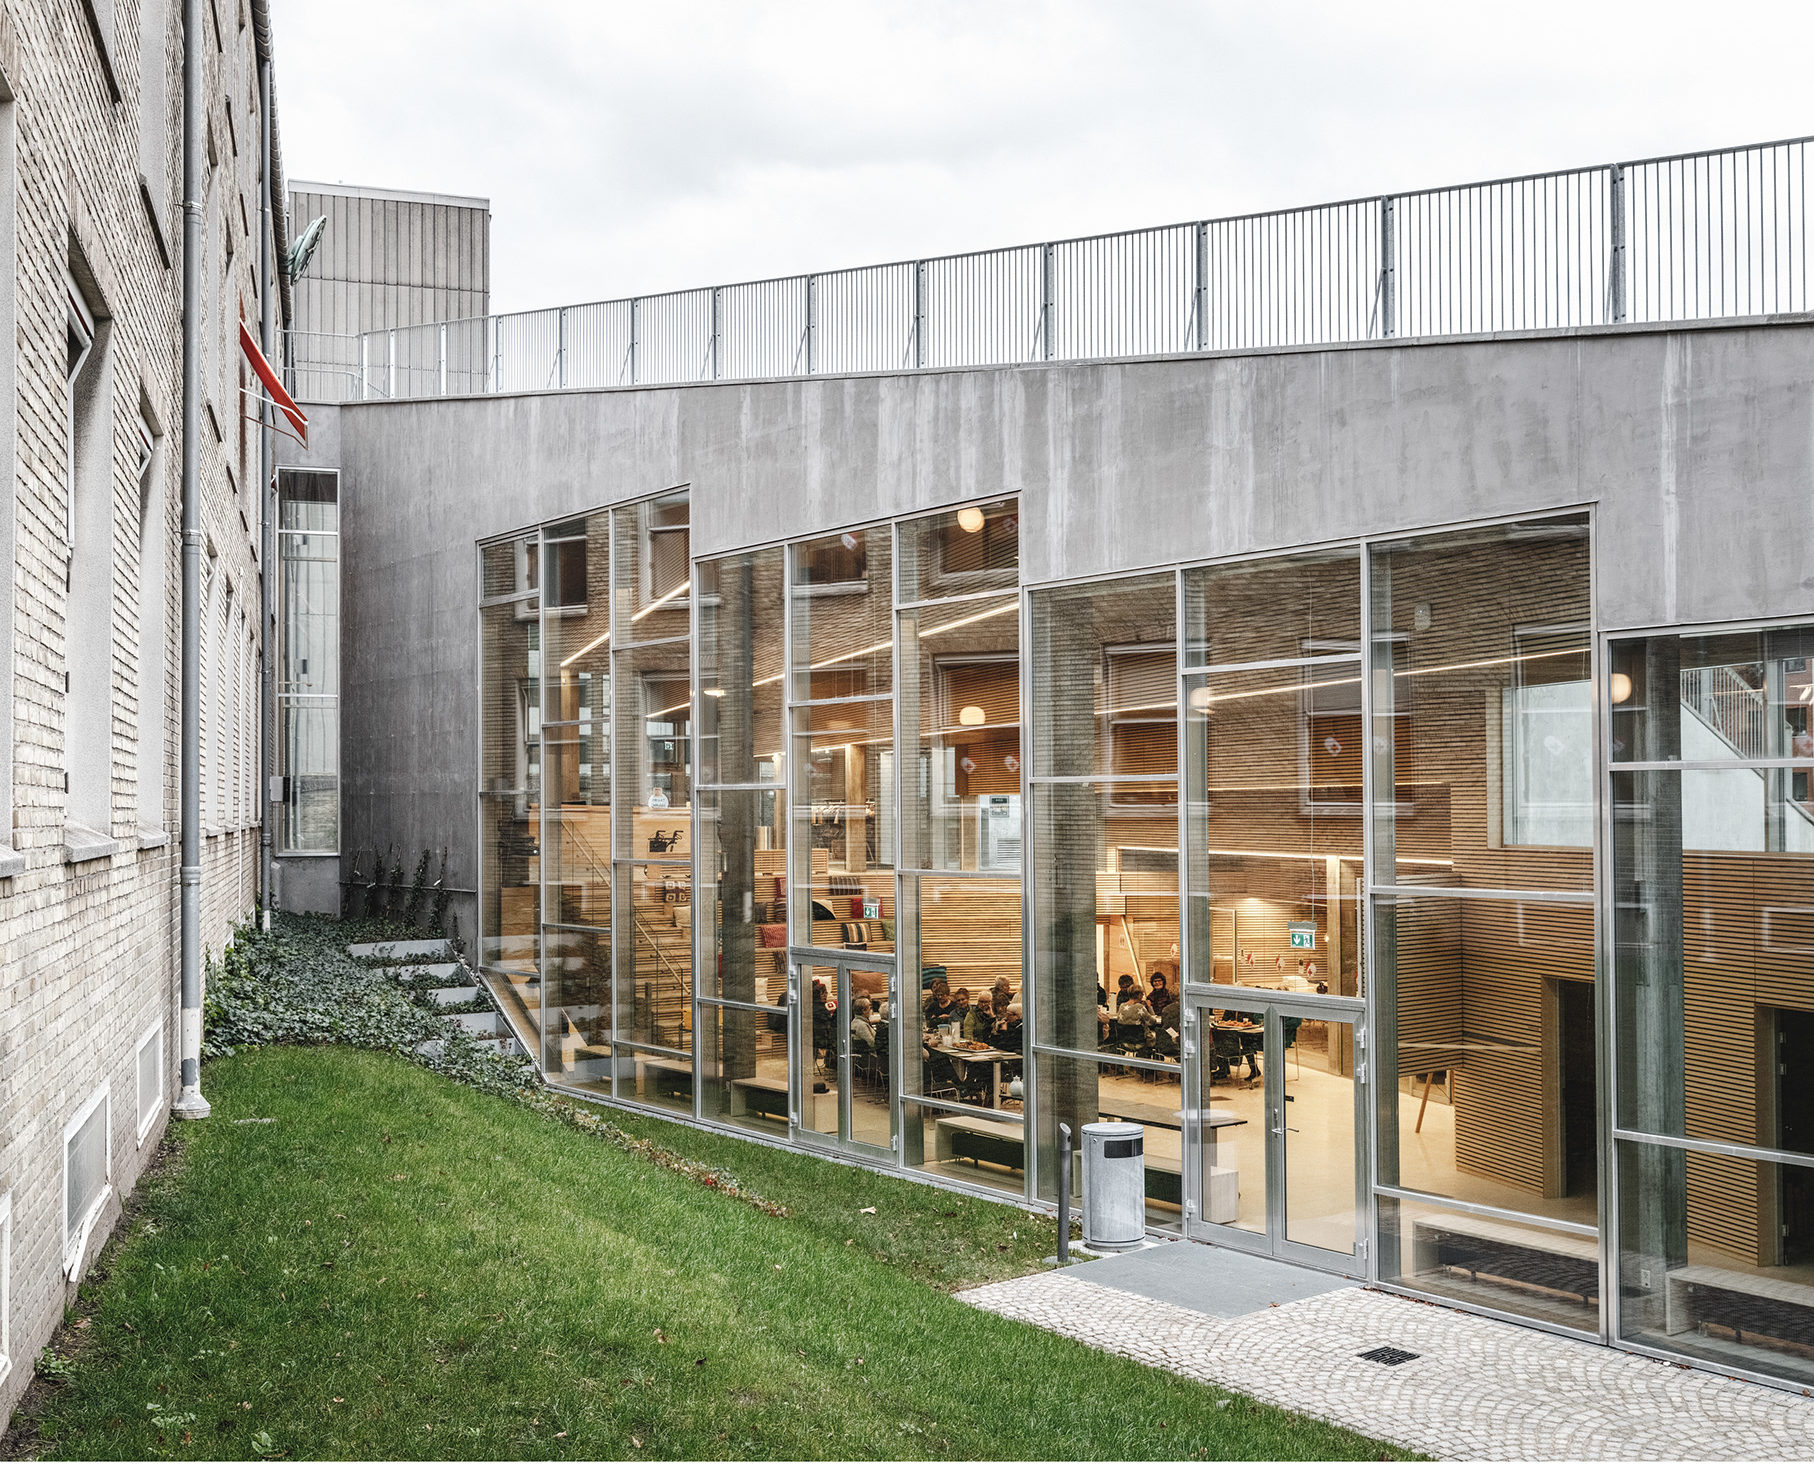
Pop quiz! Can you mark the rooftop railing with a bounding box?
[291,135,1811,404]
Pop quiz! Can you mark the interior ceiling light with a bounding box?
[958,705,986,725]
[1609,672,1633,705]
[956,506,986,533]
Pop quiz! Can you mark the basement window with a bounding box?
[63,1085,111,1278]
[136,1020,165,1142]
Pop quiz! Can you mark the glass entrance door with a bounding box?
[791,951,896,1160]
[1185,996,1365,1273]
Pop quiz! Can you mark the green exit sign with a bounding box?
[1288,923,1316,950]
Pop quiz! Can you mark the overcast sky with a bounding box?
[276,0,1814,317]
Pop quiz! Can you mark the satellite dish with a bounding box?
[286,215,327,281]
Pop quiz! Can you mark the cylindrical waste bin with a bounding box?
[1080,1121,1145,1250]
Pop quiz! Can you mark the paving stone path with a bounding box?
[959,1270,1814,1460]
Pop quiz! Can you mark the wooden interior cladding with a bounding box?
[1185,550,1361,669]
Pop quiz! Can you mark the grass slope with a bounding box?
[24,1047,1403,1460]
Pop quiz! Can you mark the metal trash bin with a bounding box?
[1081,1121,1146,1250]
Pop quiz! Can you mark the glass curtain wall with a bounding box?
[696,545,790,1133]
[1369,513,1600,1332]
[477,490,694,1112]
[275,468,339,852]
[897,500,1024,1195]
[1610,623,1814,1383]
[1029,573,1182,1227]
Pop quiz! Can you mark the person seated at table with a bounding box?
[1114,974,1140,1007]
[1151,993,1183,1058]
[1111,990,1157,1050]
[810,979,836,1075]
[1233,1011,1264,1084]
[989,1002,1023,1052]
[950,987,973,1028]
[963,992,994,1043]
[991,977,1016,1016]
[1148,971,1171,1007]
[922,977,957,1027]
[849,995,876,1052]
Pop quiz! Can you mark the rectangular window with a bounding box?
[63,1085,110,1277]
[136,1020,164,1140]
[137,0,168,236]
[65,266,114,838]
[135,406,165,828]
[276,469,340,852]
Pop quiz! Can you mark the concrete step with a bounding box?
[348,938,452,961]
[425,985,479,1006]
[393,961,463,983]
[443,1009,503,1036]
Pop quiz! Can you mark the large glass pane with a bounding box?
[1369,515,1593,890]
[1382,1195,1599,1332]
[791,526,892,701]
[1611,626,1814,767]
[1184,546,1360,668]
[277,700,338,854]
[614,637,692,853]
[612,861,692,1070]
[697,547,784,786]
[906,1100,1025,1198]
[1031,782,1178,1051]
[612,492,691,642]
[699,1000,791,1134]
[899,594,1020,872]
[479,588,540,976]
[1030,573,1177,780]
[1283,1015,1358,1257]
[277,531,337,696]
[1375,892,1597,1225]
[1613,766,1814,1154]
[1185,663,1363,995]
[542,924,612,1086]
[896,497,1019,602]
[699,787,788,1006]
[1196,1017,1264,1235]
[1618,1141,1814,1385]
[1035,1052,1184,1230]
[790,703,896,944]
[907,874,1024,1118]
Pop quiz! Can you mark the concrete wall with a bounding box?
[319,315,1814,935]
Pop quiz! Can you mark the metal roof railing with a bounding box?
[290,135,1812,404]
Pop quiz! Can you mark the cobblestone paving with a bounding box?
[959,1270,1814,1460]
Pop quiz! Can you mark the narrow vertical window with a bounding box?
[276,469,339,853]
[136,1020,164,1140]
[65,266,114,842]
[135,406,165,831]
[136,0,168,237]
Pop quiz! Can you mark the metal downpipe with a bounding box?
[257,56,275,932]
[173,0,209,1120]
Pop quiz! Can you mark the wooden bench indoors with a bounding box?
[1410,1210,1600,1309]
[728,1075,789,1124]
[1665,1265,1814,1354]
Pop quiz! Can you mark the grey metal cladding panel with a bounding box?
[406,202,425,292]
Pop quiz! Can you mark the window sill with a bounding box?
[63,1183,112,1280]
[64,827,124,864]
[0,848,22,880]
[138,829,171,851]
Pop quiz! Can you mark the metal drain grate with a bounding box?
[1358,1345,1419,1366]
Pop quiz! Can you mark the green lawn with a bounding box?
[20,1046,1405,1460]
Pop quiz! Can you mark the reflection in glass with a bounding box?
[1184,546,1360,668]
[1030,574,1176,780]
[906,1101,1024,1197]
[1611,626,1814,769]
[276,469,340,853]
[612,492,691,642]
[697,548,785,786]
[479,587,540,979]
[700,787,788,1005]
[790,527,893,701]
[699,1000,791,1134]
[1375,892,1597,1225]
[1382,1195,1599,1332]
[1369,515,1592,889]
[1618,1142,1814,1385]
[790,703,896,942]
[896,498,1019,602]
[1035,1053,1184,1230]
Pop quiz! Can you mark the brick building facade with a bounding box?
[0,0,284,1419]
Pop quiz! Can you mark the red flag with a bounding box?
[238,319,307,446]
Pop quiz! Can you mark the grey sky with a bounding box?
[277,0,1814,317]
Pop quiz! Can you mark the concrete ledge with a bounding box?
[64,827,124,864]
[137,829,171,850]
[0,848,23,879]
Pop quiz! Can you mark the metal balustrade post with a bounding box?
[558,305,569,388]
[1040,242,1055,360]
[491,316,502,395]
[1193,220,1209,351]
[1608,164,1628,323]
[1378,197,1397,339]
[629,297,640,385]
[710,285,723,380]
[387,328,397,397]
[912,260,926,368]
[359,332,368,401]
[805,273,818,375]
[438,323,447,395]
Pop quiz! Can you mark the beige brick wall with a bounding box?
[0,0,273,1422]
